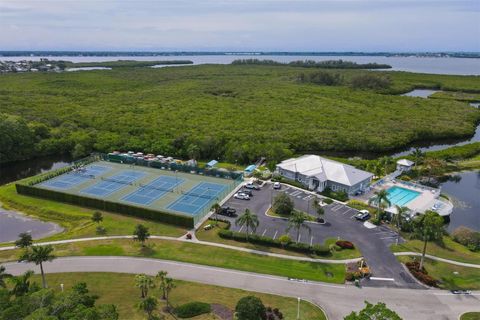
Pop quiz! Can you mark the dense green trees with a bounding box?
[272,192,294,216]
[235,295,267,320]
[0,275,119,320]
[345,301,402,320]
[1,65,478,165]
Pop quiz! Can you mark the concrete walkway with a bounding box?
[394,252,480,269]
[0,235,361,264]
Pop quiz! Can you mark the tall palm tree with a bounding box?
[368,190,391,221]
[235,209,259,240]
[10,270,34,297]
[156,270,168,300]
[164,277,176,309]
[134,274,155,299]
[394,205,409,244]
[210,203,221,221]
[410,148,425,171]
[0,265,12,288]
[138,296,158,320]
[312,199,325,222]
[286,212,311,243]
[22,245,55,289]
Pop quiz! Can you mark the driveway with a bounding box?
[222,182,420,289]
[4,257,478,320]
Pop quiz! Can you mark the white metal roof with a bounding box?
[396,159,415,166]
[277,155,373,187]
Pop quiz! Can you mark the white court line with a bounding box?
[262,229,267,236]
[273,230,278,239]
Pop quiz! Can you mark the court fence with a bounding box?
[15,153,244,228]
[15,183,195,228]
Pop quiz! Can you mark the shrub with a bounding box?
[336,240,355,249]
[311,244,331,256]
[322,198,334,205]
[174,302,211,318]
[278,234,291,248]
[350,74,392,90]
[320,188,349,202]
[235,296,266,320]
[345,272,355,281]
[272,192,294,216]
[451,227,480,251]
[96,226,106,235]
[405,261,438,287]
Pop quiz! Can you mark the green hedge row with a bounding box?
[15,184,194,228]
[218,229,331,256]
[174,302,211,318]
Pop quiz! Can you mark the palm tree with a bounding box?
[394,205,409,244]
[10,270,34,297]
[164,277,176,309]
[210,203,221,221]
[15,232,33,249]
[91,211,103,224]
[138,296,158,320]
[412,211,444,270]
[368,190,391,221]
[134,274,155,299]
[286,212,311,243]
[21,245,55,289]
[156,270,168,300]
[0,265,12,288]
[133,224,150,247]
[312,199,325,222]
[410,148,425,173]
[235,209,259,240]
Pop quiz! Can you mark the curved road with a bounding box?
[3,257,479,320]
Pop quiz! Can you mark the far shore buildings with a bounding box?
[275,155,373,195]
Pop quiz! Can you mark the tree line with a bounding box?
[231,58,392,69]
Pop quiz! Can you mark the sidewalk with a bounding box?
[393,252,480,269]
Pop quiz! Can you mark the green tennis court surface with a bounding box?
[36,160,238,219]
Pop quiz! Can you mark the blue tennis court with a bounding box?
[40,165,111,190]
[81,170,145,197]
[167,182,226,215]
[122,176,184,206]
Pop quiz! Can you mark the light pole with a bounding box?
[297,297,301,319]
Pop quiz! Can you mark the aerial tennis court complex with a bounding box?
[26,159,242,226]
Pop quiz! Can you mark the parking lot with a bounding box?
[220,182,420,288]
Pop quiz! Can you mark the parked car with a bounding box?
[234,192,250,200]
[241,189,253,196]
[220,206,237,217]
[244,182,260,190]
[273,182,281,189]
[355,210,371,221]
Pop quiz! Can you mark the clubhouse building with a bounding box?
[275,155,373,195]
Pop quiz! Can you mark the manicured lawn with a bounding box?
[196,220,362,260]
[29,273,327,320]
[0,238,346,283]
[391,236,480,265]
[397,256,480,290]
[460,312,480,320]
[0,183,187,243]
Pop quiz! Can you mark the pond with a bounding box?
[441,171,480,232]
[400,89,440,98]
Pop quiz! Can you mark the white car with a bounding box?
[273,182,281,189]
[244,182,260,190]
[234,192,250,200]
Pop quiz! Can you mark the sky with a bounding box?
[0,0,479,52]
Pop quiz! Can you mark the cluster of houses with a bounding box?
[0,59,66,73]
[108,151,197,167]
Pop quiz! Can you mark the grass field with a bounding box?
[460,312,480,320]
[0,182,187,242]
[28,272,326,320]
[397,256,480,290]
[2,64,479,165]
[0,238,346,283]
[391,236,480,265]
[197,220,362,260]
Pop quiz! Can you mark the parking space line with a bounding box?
[310,236,314,246]
[332,205,343,212]
[290,190,301,196]
[380,236,397,240]
[273,230,278,240]
[303,195,312,200]
[350,214,357,219]
[342,208,352,214]
[238,225,244,233]
[262,229,267,236]
[298,234,301,242]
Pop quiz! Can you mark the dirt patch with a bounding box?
[211,303,233,320]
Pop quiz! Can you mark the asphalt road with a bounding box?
[4,257,479,320]
[225,182,420,288]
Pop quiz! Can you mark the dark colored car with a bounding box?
[220,206,237,217]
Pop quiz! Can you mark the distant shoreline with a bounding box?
[1,51,479,59]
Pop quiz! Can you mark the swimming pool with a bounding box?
[386,186,421,206]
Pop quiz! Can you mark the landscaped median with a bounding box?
[0,238,346,283]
